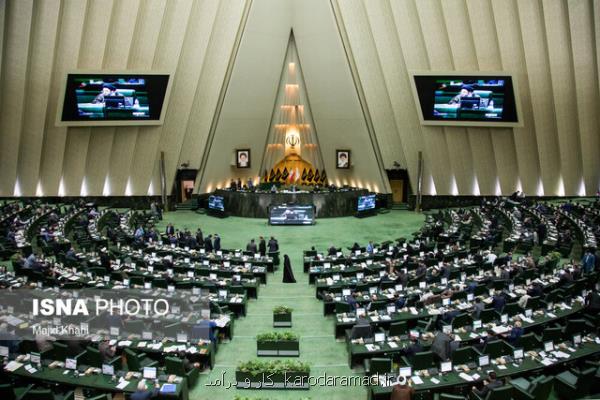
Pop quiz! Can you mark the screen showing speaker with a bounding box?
[59,73,170,125]
[411,74,520,126]
[208,195,225,212]
[269,204,315,225]
[357,194,376,212]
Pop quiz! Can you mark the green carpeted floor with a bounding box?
[155,210,425,400]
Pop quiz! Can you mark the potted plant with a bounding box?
[273,305,293,328]
[256,331,299,357]
[236,359,310,390]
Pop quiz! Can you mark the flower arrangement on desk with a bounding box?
[237,359,310,376]
[256,331,299,342]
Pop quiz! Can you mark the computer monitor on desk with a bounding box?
[399,367,412,377]
[143,367,157,380]
[440,361,452,373]
[478,355,490,367]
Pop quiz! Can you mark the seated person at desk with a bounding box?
[196,315,217,343]
[505,320,523,344]
[131,380,160,400]
[328,245,337,256]
[471,371,502,398]
[98,339,116,362]
[403,336,423,357]
[448,85,476,104]
[391,376,415,400]
[178,351,201,370]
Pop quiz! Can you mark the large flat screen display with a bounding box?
[269,205,315,225]
[208,195,225,212]
[411,72,521,127]
[57,72,171,126]
[357,194,376,212]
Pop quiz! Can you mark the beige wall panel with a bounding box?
[441,0,495,195]
[129,0,194,195]
[491,0,541,194]
[416,0,474,195]
[180,0,254,176]
[197,0,292,193]
[153,0,221,194]
[106,0,166,195]
[16,0,61,196]
[568,0,600,195]
[337,0,407,169]
[542,0,582,195]
[37,0,88,196]
[390,0,450,194]
[466,0,520,194]
[0,0,33,195]
[0,1,5,81]
[363,0,425,193]
[83,0,141,196]
[293,0,388,192]
[61,0,114,195]
[516,0,561,195]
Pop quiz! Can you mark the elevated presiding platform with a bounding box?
[211,188,370,218]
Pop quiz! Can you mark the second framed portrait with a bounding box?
[336,150,350,169]
[236,149,250,168]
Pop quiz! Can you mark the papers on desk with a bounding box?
[553,351,570,359]
[24,364,37,374]
[540,358,554,366]
[497,365,507,370]
[430,378,440,384]
[380,315,391,321]
[469,332,479,339]
[491,326,511,335]
[365,344,378,352]
[411,376,424,385]
[160,383,177,394]
[118,340,132,347]
[215,315,230,328]
[459,372,474,382]
[546,312,557,318]
[116,380,130,390]
[4,361,22,372]
[409,307,418,315]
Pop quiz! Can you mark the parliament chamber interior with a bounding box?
[0,1,599,400]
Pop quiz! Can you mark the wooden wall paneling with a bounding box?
[106,0,167,195]
[83,0,140,196]
[337,0,407,170]
[149,0,220,197]
[515,0,561,195]
[363,0,425,193]
[441,0,495,195]
[0,0,34,195]
[61,0,114,195]
[417,0,474,195]
[466,0,520,195]
[541,0,583,195]
[38,0,89,195]
[128,0,193,195]
[15,0,61,196]
[490,0,542,195]
[390,0,451,194]
[568,0,600,195]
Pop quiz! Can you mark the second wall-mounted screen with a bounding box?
[411,73,520,127]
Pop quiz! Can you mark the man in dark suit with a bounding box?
[246,239,257,253]
[258,236,266,256]
[131,381,159,400]
[213,234,221,252]
[471,372,502,398]
[204,235,213,252]
[268,237,279,253]
[491,292,506,312]
[195,229,203,246]
[166,223,175,236]
[328,245,337,256]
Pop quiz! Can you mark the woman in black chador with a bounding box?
[282,254,296,283]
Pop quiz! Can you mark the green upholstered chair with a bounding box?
[84,346,120,369]
[388,321,408,336]
[165,356,199,387]
[364,357,392,376]
[482,340,514,359]
[124,348,157,371]
[510,375,553,400]
[433,393,467,400]
[473,385,513,400]
[21,390,56,400]
[451,346,480,366]
[515,332,540,351]
[402,351,436,371]
[554,367,596,399]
